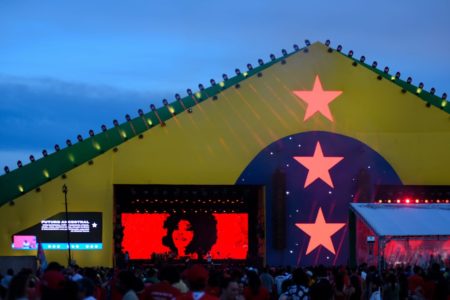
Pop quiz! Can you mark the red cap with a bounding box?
[184,264,209,284]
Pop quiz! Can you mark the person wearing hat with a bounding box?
[177,265,218,300]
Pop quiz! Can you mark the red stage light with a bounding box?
[396,199,401,203]
[415,199,419,203]
[405,199,410,203]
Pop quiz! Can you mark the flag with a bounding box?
[37,240,47,272]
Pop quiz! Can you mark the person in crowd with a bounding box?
[309,266,332,300]
[117,270,143,300]
[368,277,382,300]
[278,268,309,300]
[77,278,97,300]
[177,265,218,300]
[258,268,274,297]
[143,266,181,300]
[5,271,29,300]
[243,271,270,300]
[1,269,14,290]
[408,265,425,298]
[382,272,399,300]
[219,278,240,300]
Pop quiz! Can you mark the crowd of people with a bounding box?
[0,260,449,300]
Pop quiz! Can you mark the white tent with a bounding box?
[348,203,450,268]
[349,203,450,237]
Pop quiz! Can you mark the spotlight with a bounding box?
[113,119,119,127]
[293,44,300,51]
[77,134,83,142]
[418,82,424,89]
[247,63,253,71]
[150,104,157,111]
[384,66,389,73]
[325,39,331,47]
[348,50,354,57]
[360,56,366,63]
[270,54,276,61]
[29,155,35,162]
[125,114,131,122]
[198,84,205,91]
[66,139,72,147]
[222,74,229,81]
[337,45,342,52]
[89,129,95,136]
[17,160,23,168]
[430,88,436,95]
[162,99,169,106]
[372,61,378,68]
[395,72,401,79]
[4,166,10,173]
[175,94,181,101]
[407,77,412,84]
[187,89,193,96]
[210,79,216,86]
[442,92,447,100]
[138,109,144,116]
[42,149,48,157]
[101,125,107,132]
[304,40,311,47]
[258,59,264,66]
[281,49,288,56]
[54,144,60,152]
[235,68,241,76]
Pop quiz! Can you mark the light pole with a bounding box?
[62,184,72,266]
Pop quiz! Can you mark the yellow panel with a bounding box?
[0,153,114,266]
[113,43,450,185]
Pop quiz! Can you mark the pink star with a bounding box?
[296,207,346,255]
[293,75,342,121]
[293,141,344,188]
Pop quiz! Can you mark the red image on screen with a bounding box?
[121,213,248,260]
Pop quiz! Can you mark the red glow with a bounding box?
[121,213,248,259]
[292,75,343,121]
[293,141,344,188]
[405,198,410,203]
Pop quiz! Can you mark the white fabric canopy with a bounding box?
[350,203,450,237]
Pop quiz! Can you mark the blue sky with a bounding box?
[1,0,449,169]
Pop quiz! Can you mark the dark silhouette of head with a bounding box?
[163,213,217,257]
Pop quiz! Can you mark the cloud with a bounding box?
[0,74,171,166]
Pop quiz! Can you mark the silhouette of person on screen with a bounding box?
[22,240,30,249]
[162,213,217,259]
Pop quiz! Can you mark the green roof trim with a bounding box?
[335,49,450,113]
[0,45,302,205]
[0,41,448,206]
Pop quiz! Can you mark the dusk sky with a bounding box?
[1,0,449,169]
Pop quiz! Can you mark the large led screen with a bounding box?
[121,213,248,259]
[12,212,102,250]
